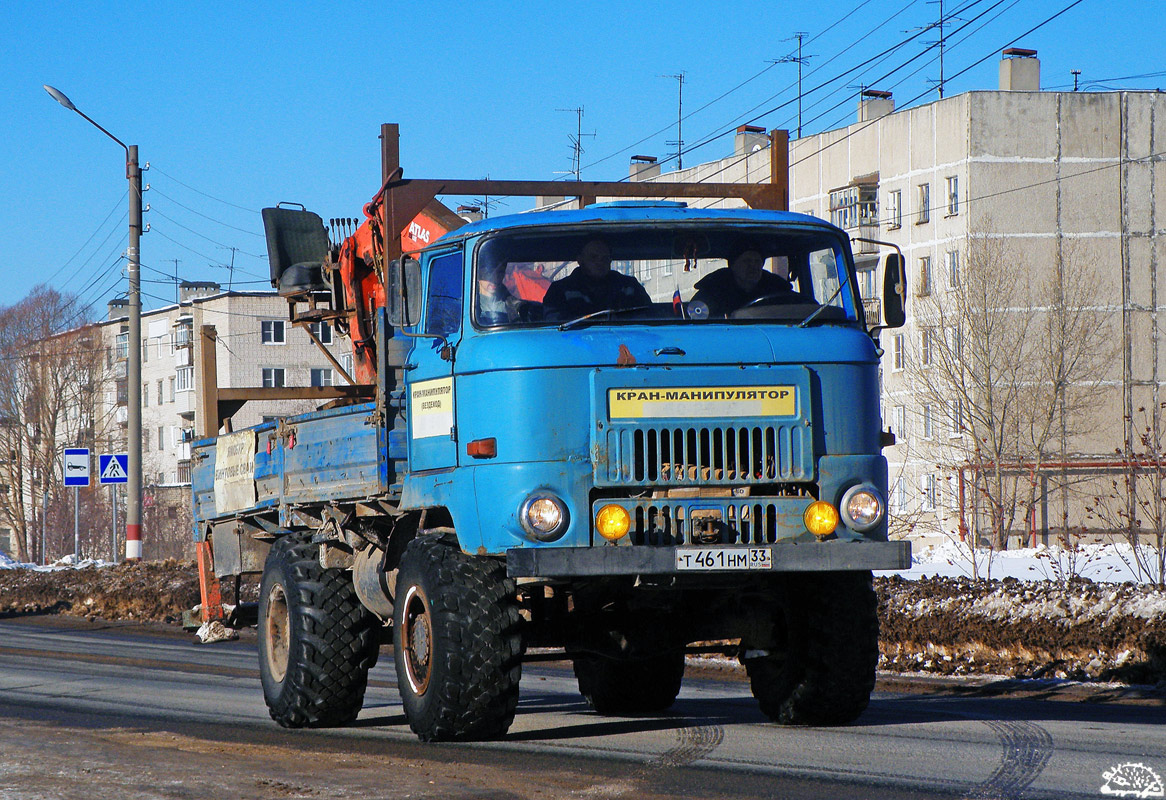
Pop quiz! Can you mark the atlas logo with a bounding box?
[407,221,431,245]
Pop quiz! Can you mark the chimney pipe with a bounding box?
[629,154,660,181]
[858,90,894,122]
[1000,47,1040,91]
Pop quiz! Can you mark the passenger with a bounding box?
[477,263,513,325]
[690,241,806,317]
[541,238,651,320]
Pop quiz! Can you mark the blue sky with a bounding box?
[1,0,1159,318]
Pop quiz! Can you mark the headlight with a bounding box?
[803,501,839,538]
[840,485,885,532]
[520,493,569,541]
[595,504,631,541]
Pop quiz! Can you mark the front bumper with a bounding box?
[506,540,911,577]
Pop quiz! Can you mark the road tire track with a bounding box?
[966,719,1054,800]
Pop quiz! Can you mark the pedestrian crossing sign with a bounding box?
[99,454,129,484]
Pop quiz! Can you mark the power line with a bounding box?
[149,187,264,237]
[148,165,259,213]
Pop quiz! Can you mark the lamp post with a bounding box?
[44,85,143,561]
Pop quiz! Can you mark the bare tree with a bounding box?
[905,227,1114,550]
[0,287,114,563]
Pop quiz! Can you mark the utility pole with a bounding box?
[662,73,686,169]
[44,85,144,562]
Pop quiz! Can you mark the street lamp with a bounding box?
[44,84,143,561]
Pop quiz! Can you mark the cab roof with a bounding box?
[442,201,840,243]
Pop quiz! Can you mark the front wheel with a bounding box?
[745,571,879,726]
[393,535,523,741]
[573,651,685,715]
[258,532,381,728]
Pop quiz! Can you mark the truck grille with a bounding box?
[607,499,815,546]
[597,424,808,486]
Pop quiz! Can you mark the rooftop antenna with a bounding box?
[216,245,238,291]
[554,106,595,180]
[169,258,181,303]
[1071,69,1081,91]
[661,72,686,169]
[775,32,814,138]
[917,0,960,98]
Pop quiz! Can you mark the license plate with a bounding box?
[675,547,773,571]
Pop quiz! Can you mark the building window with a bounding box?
[916,183,930,224]
[892,334,904,371]
[156,380,163,406]
[921,329,935,367]
[115,331,129,360]
[890,478,907,513]
[887,190,901,229]
[894,405,907,440]
[309,321,333,344]
[947,250,961,288]
[950,398,965,436]
[261,320,286,345]
[922,404,935,439]
[950,327,963,361]
[157,426,164,451]
[177,461,192,485]
[142,339,149,363]
[174,319,193,348]
[829,184,878,230]
[339,353,353,375]
[142,382,149,408]
[310,368,333,387]
[946,176,959,216]
[917,256,932,296]
[922,474,938,511]
[168,376,176,402]
[176,366,194,393]
[262,367,286,388]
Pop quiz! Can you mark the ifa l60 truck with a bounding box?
[190,125,910,741]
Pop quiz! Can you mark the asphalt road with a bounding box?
[0,616,1162,800]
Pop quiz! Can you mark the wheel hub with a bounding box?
[401,584,433,695]
[264,583,290,683]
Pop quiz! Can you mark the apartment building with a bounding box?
[637,51,1164,543]
[103,282,354,488]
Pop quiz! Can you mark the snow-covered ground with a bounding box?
[882,540,1164,585]
[0,552,112,572]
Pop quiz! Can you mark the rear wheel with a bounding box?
[258,532,381,727]
[573,650,685,715]
[393,534,523,741]
[745,571,879,726]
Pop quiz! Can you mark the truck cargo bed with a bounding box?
[191,397,406,530]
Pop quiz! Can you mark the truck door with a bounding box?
[405,249,463,472]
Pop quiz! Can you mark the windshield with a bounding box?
[473,225,859,328]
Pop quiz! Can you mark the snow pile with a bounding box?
[0,551,31,570]
[0,553,114,572]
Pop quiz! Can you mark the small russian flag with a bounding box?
[672,289,682,315]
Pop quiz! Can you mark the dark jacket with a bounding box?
[690,268,804,317]
[541,268,652,320]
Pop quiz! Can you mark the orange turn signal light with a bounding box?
[466,438,497,458]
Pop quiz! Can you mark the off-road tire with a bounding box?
[573,650,685,715]
[745,570,879,726]
[258,531,381,728]
[393,534,523,742]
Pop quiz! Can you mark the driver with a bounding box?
[690,241,804,317]
[541,238,651,320]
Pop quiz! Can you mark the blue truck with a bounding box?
[191,130,909,742]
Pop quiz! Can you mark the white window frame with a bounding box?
[949,397,965,438]
[262,367,286,388]
[310,368,334,387]
[922,403,935,440]
[921,474,937,512]
[921,329,934,368]
[261,320,286,345]
[946,175,959,216]
[892,334,904,371]
[894,405,907,440]
[887,189,902,229]
[917,183,930,224]
[917,256,932,297]
[947,249,961,289]
[176,366,194,393]
[309,321,333,345]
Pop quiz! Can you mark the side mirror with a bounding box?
[882,253,906,329]
[387,257,422,327]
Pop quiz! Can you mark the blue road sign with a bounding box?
[99,454,129,485]
[63,448,90,487]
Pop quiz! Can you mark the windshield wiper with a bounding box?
[558,304,654,331]
[798,283,848,328]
